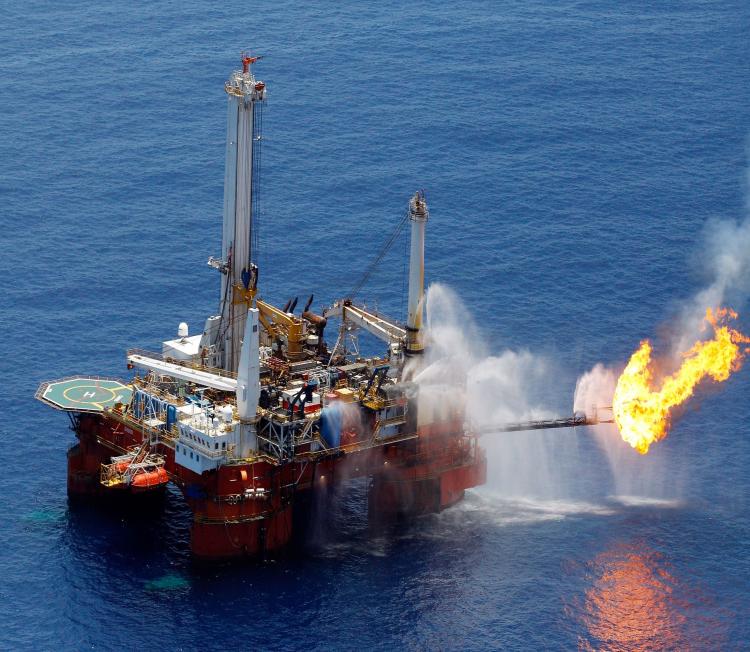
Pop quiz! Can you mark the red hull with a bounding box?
[68,413,486,559]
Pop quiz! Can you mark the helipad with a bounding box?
[36,376,132,413]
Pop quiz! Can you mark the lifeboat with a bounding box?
[130,467,169,492]
[114,460,131,474]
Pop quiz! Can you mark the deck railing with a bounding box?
[127,348,238,380]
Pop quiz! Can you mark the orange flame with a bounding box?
[613,308,750,454]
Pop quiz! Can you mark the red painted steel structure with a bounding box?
[66,410,486,558]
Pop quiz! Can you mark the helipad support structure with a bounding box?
[36,377,133,413]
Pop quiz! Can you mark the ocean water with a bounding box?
[2,1,749,650]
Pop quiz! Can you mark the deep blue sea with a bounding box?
[2,1,749,650]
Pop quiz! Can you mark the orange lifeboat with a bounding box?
[130,467,169,492]
[114,461,131,473]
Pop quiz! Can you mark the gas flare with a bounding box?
[613,308,750,454]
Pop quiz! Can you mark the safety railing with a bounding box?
[127,348,238,380]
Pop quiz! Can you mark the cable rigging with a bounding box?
[347,208,410,300]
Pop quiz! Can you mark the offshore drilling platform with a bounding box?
[37,57,605,559]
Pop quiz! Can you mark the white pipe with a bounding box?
[221,94,239,283]
[406,191,428,354]
[219,91,240,372]
[236,307,260,421]
[126,354,237,392]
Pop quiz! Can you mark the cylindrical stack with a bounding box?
[406,191,428,356]
[236,307,260,456]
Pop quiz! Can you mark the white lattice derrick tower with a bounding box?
[204,55,266,372]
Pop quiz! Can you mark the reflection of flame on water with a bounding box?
[579,545,685,651]
[613,308,750,454]
[573,542,723,651]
